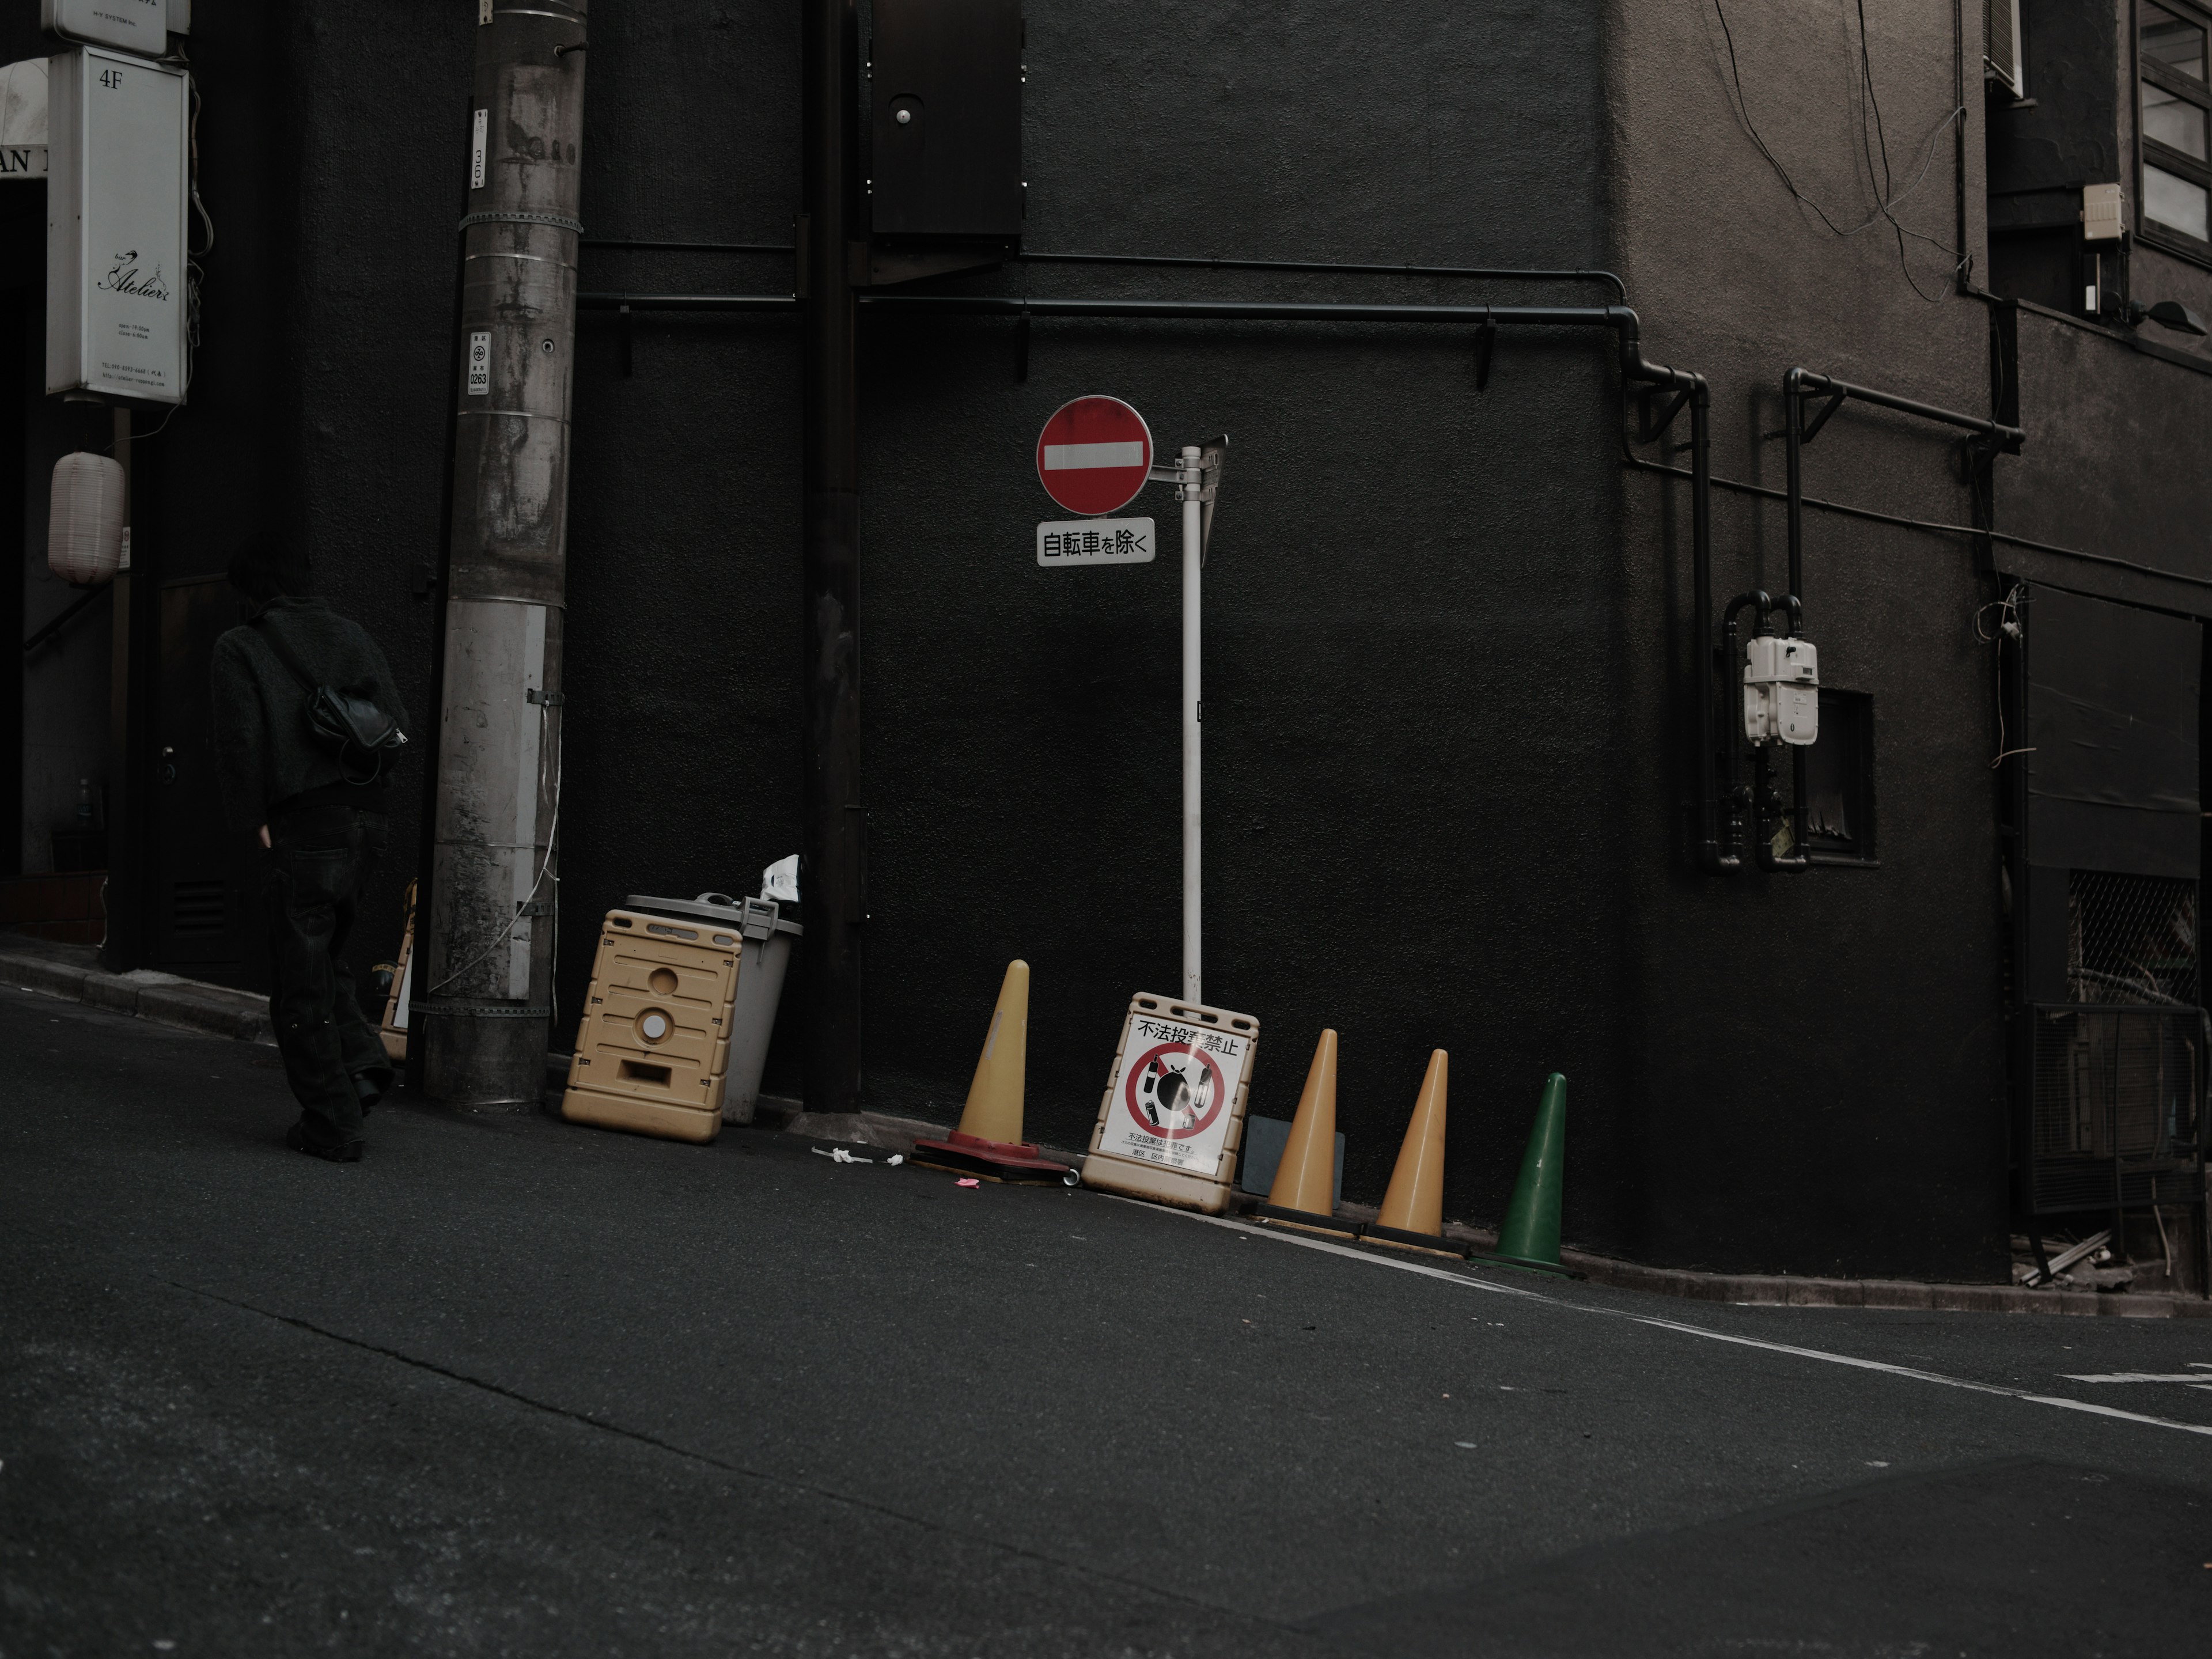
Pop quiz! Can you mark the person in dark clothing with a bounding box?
[211,537,411,1162]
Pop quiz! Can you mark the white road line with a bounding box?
[1117,1199,2212,1442]
[1637,1317,2212,1437]
[2060,1372,2212,1383]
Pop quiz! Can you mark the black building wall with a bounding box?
[552,2,1624,1211]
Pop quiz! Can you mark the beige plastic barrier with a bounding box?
[560,908,741,1143]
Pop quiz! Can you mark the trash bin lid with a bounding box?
[625,893,804,938]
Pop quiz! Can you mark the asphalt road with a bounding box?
[4,980,2211,1657]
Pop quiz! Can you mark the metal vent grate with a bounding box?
[2067,872,2198,1007]
[2031,1007,2205,1214]
[169,879,227,935]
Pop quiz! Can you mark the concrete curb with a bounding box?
[1,943,273,1046]
[760,1103,2210,1319]
[1546,1250,2212,1319]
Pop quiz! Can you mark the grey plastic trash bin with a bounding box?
[623,891,802,1125]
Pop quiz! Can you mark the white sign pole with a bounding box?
[1178,444,1203,1003]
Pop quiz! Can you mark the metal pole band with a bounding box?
[459,210,585,234]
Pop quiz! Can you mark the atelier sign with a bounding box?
[46,47,188,404]
[1036,516,1154,567]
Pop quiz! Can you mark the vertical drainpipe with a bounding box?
[419,2,588,1108]
[801,0,864,1116]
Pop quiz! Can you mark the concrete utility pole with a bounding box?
[801,0,864,1115]
[419,1,588,1108]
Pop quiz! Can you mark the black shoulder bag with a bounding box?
[253,618,410,785]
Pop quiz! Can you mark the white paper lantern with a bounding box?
[47,451,126,586]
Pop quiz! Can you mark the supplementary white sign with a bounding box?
[46,47,188,404]
[1098,1007,1253,1176]
[1036,516,1154,566]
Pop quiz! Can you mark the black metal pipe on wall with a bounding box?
[581,286,1733,882]
[800,0,865,1119]
[1776,368,2028,873]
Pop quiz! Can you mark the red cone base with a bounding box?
[910,1129,1072,1184]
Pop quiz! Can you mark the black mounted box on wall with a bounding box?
[868,0,1023,275]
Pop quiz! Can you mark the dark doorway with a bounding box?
[150,574,260,981]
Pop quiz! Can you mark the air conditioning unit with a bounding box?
[1986,0,2025,101]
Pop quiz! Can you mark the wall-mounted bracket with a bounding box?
[1638,384,1691,444]
[1797,385,1848,446]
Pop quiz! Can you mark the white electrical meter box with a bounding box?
[46,47,188,405]
[1743,635,1820,747]
[41,0,172,58]
[2082,182,2125,243]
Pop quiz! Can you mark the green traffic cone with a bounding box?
[1471,1073,1576,1277]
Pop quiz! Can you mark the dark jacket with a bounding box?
[210,597,411,831]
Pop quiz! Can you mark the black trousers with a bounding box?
[263,805,392,1149]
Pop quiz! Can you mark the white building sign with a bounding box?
[47,47,189,405]
[0,58,49,180]
[41,0,171,59]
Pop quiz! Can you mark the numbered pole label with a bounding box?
[466,331,491,395]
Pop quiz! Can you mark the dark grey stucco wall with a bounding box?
[1603,2,2009,1278]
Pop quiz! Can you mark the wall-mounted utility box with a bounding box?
[869,0,1022,245]
[40,0,185,58]
[2082,182,2125,242]
[46,46,190,404]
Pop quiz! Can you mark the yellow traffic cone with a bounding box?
[912,961,1072,1183]
[1256,1029,1358,1238]
[1365,1050,1459,1256]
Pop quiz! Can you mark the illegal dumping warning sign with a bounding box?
[1081,994,1260,1213]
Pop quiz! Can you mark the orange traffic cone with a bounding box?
[1364,1050,1459,1256]
[912,961,1072,1183]
[1256,1029,1358,1238]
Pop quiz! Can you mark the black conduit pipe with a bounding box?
[575,290,1736,875]
[1780,368,2027,870]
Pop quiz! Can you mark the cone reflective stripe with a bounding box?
[1257,1029,1355,1235]
[1267,1029,1338,1211]
[1473,1072,1570,1274]
[911,961,1070,1182]
[956,960,1029,1142]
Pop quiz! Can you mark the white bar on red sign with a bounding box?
[1036,517,1156,567]
[1042,441,1148,471]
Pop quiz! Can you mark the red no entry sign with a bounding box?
[1035,395,1153,516]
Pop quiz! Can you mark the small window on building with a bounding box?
[1804,690,1876,865]
[2140,2,2212,252]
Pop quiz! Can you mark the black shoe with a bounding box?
[286,1121,363,1163]
[352,1073,384,1116]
